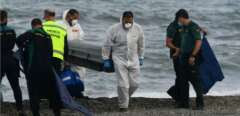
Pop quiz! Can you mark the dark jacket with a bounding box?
[17,28,56,97]
[0,24,16,56]
[17,28,53,73]
[1,24,20,77]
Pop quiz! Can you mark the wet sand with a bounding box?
[1,96,240,116]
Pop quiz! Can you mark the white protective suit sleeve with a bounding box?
[138,27,145,59]
[102,25,115,60]
[77,24,85,40]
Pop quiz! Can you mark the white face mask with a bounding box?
[124,23,132,29]
[71,19,78,26]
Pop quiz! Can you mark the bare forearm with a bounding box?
[166,38,178,50]
[191,40,202,56]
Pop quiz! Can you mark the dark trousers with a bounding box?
[27,71,62,116]
[167,58,189,102]
[1,57,23,111]
[179,55,204,106]
[52,58,63,74]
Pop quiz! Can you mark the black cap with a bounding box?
[31,18,42,27]
[0,9,7,21]
[175,9,189,20]
[123,11,134,18]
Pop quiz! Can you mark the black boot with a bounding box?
[53,109,61,116]
[195,97,204,110]
[119,108,128,112]
[175,102,189,109]
[32,111,40,116]
[17,109,27,116]
[167,86,179,101]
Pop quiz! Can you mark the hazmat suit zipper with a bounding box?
[126,30,130,67]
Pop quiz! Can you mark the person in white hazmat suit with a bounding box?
[58,9,85,41]
[58,9,87,98]
[102,11,145,111]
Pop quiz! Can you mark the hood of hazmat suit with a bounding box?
[58,9,85,41]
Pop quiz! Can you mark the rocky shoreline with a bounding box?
[1,96,240,116]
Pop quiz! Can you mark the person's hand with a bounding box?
[64,61,70,67]
[63,61,71,70]
[172,48,180,58]
[188,56,195,66]
[139,58,144,66]
[201,28,208,35]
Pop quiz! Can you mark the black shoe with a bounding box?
[81,96,90,100]
[175,103,190,109]
[53,109,61,116]
[195,104,204,110]
[119,108,128,112]
[76,95,90,100]
[193,105,204,110]
[17,110,27,116]
[167,86,178,101]
[196,97,204,110]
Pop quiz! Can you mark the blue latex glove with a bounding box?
[139,58,144,66]
[103,59,112,69]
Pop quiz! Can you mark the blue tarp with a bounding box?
[199,36,225,94]
[52,68,93,116]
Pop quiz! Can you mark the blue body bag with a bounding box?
[60,68,84,97]
[53,68,92,116]
[199,36,225,94]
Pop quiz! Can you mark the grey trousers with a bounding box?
[115,63,140,108]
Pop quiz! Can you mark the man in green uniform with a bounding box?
[166,10,190,104]
[17,18,62,116]
[177,9,204,110]
[0,10,26,116]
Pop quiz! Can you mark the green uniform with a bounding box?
[166,21,190,102]
[17,27,62,116]
[178,21,204,108]
[180,21,201,54]
[1,24,23,111]
[166,21,183,56]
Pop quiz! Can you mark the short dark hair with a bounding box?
[175,9,189,20]
[44,9,55,17]
[68,9,79,16]
[123,11,134,18]
[31,18,42,27]
[0,10,8,21]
